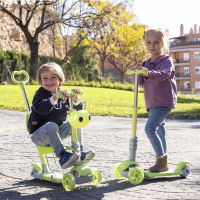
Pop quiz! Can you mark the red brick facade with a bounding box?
[169,24,200,93]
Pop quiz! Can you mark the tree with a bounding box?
[83,0,135,77]
[65,44,99,81]
[59,0,118,67]
[107,24,147,83]
[60,28,88,66]
[0,0,108,80]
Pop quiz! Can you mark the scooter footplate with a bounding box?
[144,169,182,178]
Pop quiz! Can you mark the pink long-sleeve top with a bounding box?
[132,55,177,111]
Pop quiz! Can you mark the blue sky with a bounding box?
[133,0,200,38]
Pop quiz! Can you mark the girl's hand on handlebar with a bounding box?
[139,67,149,78]
[135,66,149,78]
[130,66,143,77]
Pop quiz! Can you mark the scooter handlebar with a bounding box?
[11,70,29,85]
[127,68,148,75]
[56,90,83,98]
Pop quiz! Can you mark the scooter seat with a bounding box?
[36,146,75,155]
[36,146,54,154]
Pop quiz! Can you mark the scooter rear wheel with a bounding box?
[91,168,102,186]
[180,164,191,178]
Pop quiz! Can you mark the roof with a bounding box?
[170,36,187,40]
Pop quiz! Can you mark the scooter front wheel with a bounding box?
[62,172,75,191]
[113,162,124,179]
[91,168,102,186]
[128,167,144,185]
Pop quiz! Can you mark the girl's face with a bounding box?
[40,70,62,93]
[145,31,164,60]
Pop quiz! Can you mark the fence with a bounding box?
[1,58,31,83]
[1,57,50,84]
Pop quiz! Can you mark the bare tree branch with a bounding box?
[0,6,20,25]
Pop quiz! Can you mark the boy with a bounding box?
[28,62,95,169]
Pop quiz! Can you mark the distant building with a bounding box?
[170,24,200,93]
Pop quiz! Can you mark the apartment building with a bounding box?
[170,24,200,93]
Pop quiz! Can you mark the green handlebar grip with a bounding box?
[11,70,29,85]
[127,68,148,75]
[56,90,83,98]
[56,91,63,98]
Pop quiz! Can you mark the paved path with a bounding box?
[0,109,200,200]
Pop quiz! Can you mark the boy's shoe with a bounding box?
[59,151,79,169]
[81,151,95,165]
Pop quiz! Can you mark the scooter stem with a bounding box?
[129,71,139,161]
[72,127,78,143]
[69,93,78,144]
[131,72,138,139]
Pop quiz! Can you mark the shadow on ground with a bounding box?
[0,175,191,200]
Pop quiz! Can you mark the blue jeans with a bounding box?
[31,122,83,157]
[145,107,172,157]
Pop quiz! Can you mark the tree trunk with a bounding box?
[120,72,124,83]
[51,25,56,57]
[101,57,105,77]
[52,41,56,58]
[29,42,39,81]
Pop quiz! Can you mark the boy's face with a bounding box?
[40,70,62,93]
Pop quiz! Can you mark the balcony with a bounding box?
[170,41,200,47]
[175,72,190,77]
[175,58,190,63]
[177,86,190,91]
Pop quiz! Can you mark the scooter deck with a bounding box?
[144,169,182,178]
[42,172,63,183]
[32,171,95,184]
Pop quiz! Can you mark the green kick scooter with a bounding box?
[113,68,191,185]
[11,70,102,191]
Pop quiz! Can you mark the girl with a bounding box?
[131,28,177,172]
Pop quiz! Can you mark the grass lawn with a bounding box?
[0,85,200,119]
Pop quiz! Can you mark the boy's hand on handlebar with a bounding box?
[71,88,81,103]
[71,88,82,95]
[58,89,69,98]
[55,88,81,103]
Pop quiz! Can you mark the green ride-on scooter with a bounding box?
[113,67,191,185]
[11,70,102,191]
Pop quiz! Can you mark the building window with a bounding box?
[195,81,200,89]
[184,81,190,89]
[194,67,200,74]
[195,38,200,42]
[184,67,189,75]
[194,52,200,60]
[183,53,189,61]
